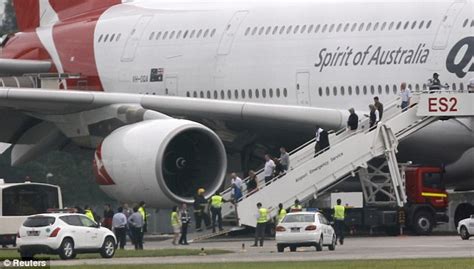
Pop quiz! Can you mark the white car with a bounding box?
[457,215,474,240]
[275,211,336,252]
[17,213,116,260]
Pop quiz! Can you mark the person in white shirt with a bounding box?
[400,82,412,111]
[263,154,275,184]
[112,207,127,249]
[230,173,243,201]
[314,127,324,154]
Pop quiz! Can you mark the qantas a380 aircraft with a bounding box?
[0,0,473,208]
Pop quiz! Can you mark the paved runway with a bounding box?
[51,236,474,266]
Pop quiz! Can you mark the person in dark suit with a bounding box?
[347,108,359,131]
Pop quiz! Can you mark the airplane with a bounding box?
[0,0,472,217]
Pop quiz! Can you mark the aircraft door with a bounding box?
[296,72,311,106]
[121,15,152,62]
[432,1,465,50]
[217,11,248,55]
[165,75,178,96]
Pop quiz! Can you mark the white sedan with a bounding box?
[275,211,336,252]
[457,215,474,240]
[17,213,116,260]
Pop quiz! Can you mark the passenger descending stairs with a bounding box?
[220,92,474,227]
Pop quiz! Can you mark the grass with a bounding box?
[47,258,474,269]
[0,248,231,260]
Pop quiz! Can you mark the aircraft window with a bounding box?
[196,29,203,38]
[344,23,350,32]
[415,84,420,92]
[322,24,328,33]
[200,91,204,98]
[370,85,375,95]
[220,90,225,99]
[149,32,155,40]
[262,88,267,98]
[98,34,103,43]
[205,91,210,99]
[211,29,216,37]
[348,86,352,95]
[308,25,314,33]
[319,87,323,96]
[186,91,190,97]
[301,25,307,33]
[269,88,273,98]
[170,31,175,39]
[408,84,412,90]
[212,91,217,99]
[358,23,364,31]
[293,25,300,34]
[272,26,278,35]
[241,89,246,99]
[366,22,372,31]
[426,20,432,29]
[176,31,182,39]
[276,88,281,97]
[245,27,251,36]
[423,84,427,91]
[385,85,390,95]
[182,31,188,39]
[326,86,330,96]
[234,89,238,99]
[378,85,382,94]
[104,34,109,42]
[396,21,402,30]
[193,91,197,98]
[283,88,288,97]
[418,21,424,29]
[411,21,417,29]
[333,86,337,96]
[452,83,457,91]
[373,22,379,31]
[389,21,394,30]
[356,86,360,95]
[460,83,464,91]
[155,32,162,40]
[116,33,121,42]
[315,24,321,33]
[203,29,209,38]
[248,89,253,98]
[463,18,469,27]
[279,26,286,34]
[255,89,260,98]
[329,24,335,32]
[471,20,474,27]
[190,30,195,38]
[351,23,357,32]
[336,23,343,32]
[381,22,387,31]
[393,84,397,94]
[363,85,368,95]
[110,33,116,42]
[163,31,169,40]
[259,26,265,35]
[341,86,345,96]
[227,90,231,99]
[404,21,409,30]
[266,26,272,35]
[252,27,258,35]
[286,25,293,34]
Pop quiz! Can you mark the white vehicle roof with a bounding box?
[0,181,59,190]
[26,213,85,218]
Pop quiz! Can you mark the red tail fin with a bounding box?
[13,0,121,31]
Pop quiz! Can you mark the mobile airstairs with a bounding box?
[216,91,474,228]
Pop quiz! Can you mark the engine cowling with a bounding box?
[93,119,227,208]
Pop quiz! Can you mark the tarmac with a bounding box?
[51,235,474,266]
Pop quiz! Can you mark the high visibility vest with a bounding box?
[277,209,287,223]
[171,212,180,226]
[290,204,302,211]
[211,195,223,208]
[139,207,147,222]
[257,208,268,223]
[334,205,345,220]
[85,209,94,221]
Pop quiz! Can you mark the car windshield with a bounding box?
[282,214,315,223]
[23,216,55,227]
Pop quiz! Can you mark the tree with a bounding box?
[0,0,17,35]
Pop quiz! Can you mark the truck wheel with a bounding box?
[19,250,34,260]
[413,211,433,235]
[460,226,470,240]
[58,238,76,260]
[277,244,285,253]
[289,246,297,252]
[100,236,116,258]
[328,234,336,251]
[315,236,323,251]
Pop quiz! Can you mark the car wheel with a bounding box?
[19,250,34,260]
[289,246,297,252]
[413,211,433,235]
[58,238,75,260]
[460,226,470,240]
[315,236,323,252]
[277,244,285,253]
[328,234,336,251]
[100,236,116,258]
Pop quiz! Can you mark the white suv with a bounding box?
[17,213,116,260]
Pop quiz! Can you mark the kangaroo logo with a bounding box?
[446,37,474,78]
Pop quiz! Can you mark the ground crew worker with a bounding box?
[128,206,144,250]
[252,202,268,247]
[171,206,181,245]
[290,199,303,212]
[333,199,345,245]
[194,188,210,232]
[276,203,287,224]
[210,192,227,233]
[138,201,148,233]
[84,205,95,221]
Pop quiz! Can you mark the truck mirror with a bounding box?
[471,215,474,219]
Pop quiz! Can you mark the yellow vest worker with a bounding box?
[84,209,94,221]
[211,195,223,208]
[277,208,287,224]
[139,207,146,221]
[334,205,345,220]
[257,207,269,223]
[253,203,268,247]
[171,211,180,226]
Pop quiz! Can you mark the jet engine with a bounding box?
[93,119,227,208]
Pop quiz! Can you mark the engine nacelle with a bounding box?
[93,119,227,208]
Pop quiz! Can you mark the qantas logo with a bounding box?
[446,37,474,78]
